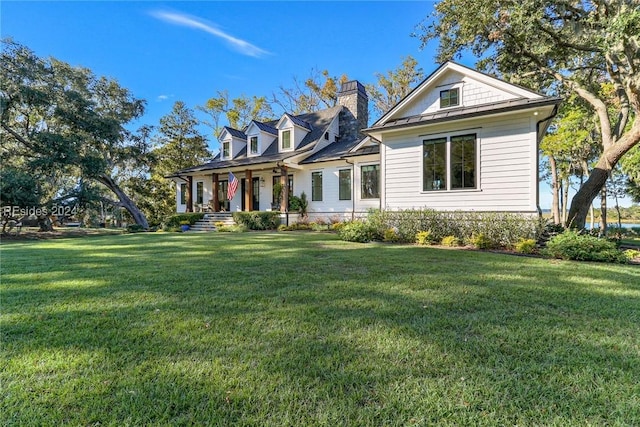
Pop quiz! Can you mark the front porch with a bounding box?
[177,164,296,214]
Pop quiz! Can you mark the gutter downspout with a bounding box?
[536,105,559,219]
[345,159,355,220]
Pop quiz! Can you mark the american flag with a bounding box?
[227,172,239,200]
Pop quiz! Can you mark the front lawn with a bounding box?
[1,233,639,425]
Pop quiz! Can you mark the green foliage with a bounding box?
[543,230,629,263]
[0,167,42,208]
[366,56,424,117]
[515,238,537,254]
[330,222,345,232]
[1,40,149,228]
[278,223,312,231]
[217,224,247,233]
[198,90,274,138]
[289,192,308,217]
[368,209,541,247]
[441,235,460,247]
[338,221,376,243]
[163,213,205,231]
[415,230,434,246]
[232,211,280,230]
[469,232,494,249]
[383,228,399,242]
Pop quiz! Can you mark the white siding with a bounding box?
[394,72,523,119]
[382,113,538,212]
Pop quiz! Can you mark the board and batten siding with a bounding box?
[382,112,538,212]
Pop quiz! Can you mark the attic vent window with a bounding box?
[440,88,459,108]
[324,132,329,140]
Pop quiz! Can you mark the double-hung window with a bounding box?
[180,183,187,205]
[250,136,258,154]
[222,141,230,158]
[423,133,477,191]
[196,182,204,204]
[282,130,291,150]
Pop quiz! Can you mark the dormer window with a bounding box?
[250,136,258,154]
[282,130,291,150]
[440,88,459,108]
[222,141,230,158]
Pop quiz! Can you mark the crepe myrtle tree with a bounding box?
[416,0,640,229]
[0,39,150,228]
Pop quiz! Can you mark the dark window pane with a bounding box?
[339,169,351,200]
[180,183,186,205]
[312,172,323,201]
[423,138,447,191]
[361,165,379,199]
[450,134,476,189]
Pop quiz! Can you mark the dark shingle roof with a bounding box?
[223,126,247,139]
[283,113,312,130]
[253,121,278,135]
[169,106,343,175]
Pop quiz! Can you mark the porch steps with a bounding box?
[188,213,235,232]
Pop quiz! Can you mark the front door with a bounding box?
[252,177,260,211]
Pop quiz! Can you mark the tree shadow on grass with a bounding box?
[2,233,639,424]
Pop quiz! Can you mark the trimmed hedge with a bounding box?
[163,213,205,232]
[232,211,280,230]
[366,209,542,248]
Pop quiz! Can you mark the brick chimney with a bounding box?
[337,80,368,142]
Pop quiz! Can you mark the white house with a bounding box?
[169,62,560,219]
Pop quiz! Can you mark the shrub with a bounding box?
[163,213,205,231]
[469,232,494,249]
[338,221,376,243]
[214,221,225,228]
[278,223,313,231]
[232,211,280,230]
[126,224,145,233]
[415,230,433,246]
[543,230,629,263]
[330,222,345,232]
[515,238,537,254]
[623,249,640,262]
[217,224,247,233]
[441,235,460,247]
[383,228,399,242]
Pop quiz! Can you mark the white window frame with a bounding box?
[280,129,292,151]
[250,135,259,155]
[439,84,462,109]
[222,141,230,159]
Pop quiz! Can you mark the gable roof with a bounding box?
[222,126,247,140]
[374,61,546,127]
[168,105,344,175]
[250,120,278,135]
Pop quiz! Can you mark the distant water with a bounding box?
[585,223,640,230]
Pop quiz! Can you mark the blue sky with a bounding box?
[3,1,627,209]
[2,1,449,131]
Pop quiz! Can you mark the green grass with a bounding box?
[2,232,639,426]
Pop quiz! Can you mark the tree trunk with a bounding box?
[549,155,561,224]
[562,177,569,225]
[566,122,640,229]
[97,173,149,229]
[600,187,607,236]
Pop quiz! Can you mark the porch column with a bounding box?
[212,173,220,212]
[185,175,193,213]
[245,170,253,211]
[280,166,289,212]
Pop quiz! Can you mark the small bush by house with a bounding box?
[543,230,629,263]
[232,211,280,230]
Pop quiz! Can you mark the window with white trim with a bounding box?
[338,169,351,200]
[180,183,187,205]
[440,88,459,108]
[250,136,258,154]
[196,181,204,204]
[222,141,230,158]
[423,133,477,191]
[282,130,291,150]
[311,171,323,201]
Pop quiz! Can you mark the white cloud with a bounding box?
[157,94,169,101]
[151,10,270,58]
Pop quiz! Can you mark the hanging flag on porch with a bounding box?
[227,172,239,200]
